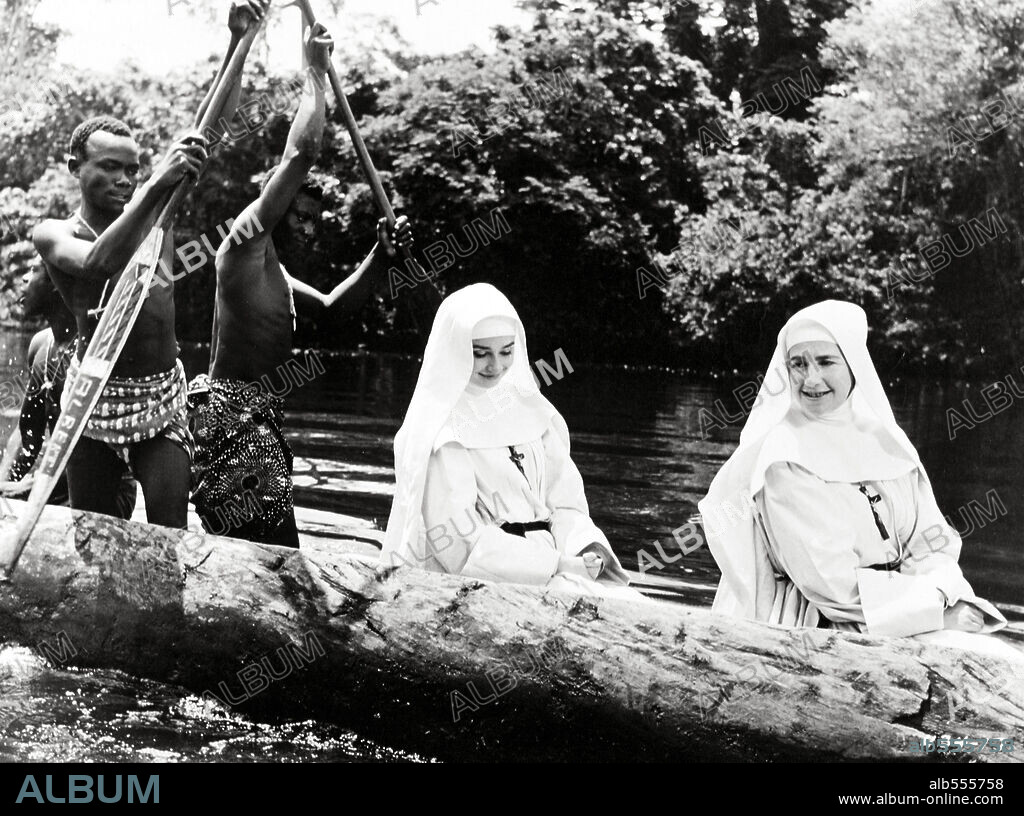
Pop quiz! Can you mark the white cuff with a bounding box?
[857,569,944,637]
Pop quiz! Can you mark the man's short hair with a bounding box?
[68,116,134,162]
[22,264,62,319]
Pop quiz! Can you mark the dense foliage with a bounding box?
[661,0,1024,375]
[1,0,1021,375]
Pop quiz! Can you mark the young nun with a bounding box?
[698,300,1008,641]
[381,283,639,598]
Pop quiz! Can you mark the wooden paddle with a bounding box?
[0,18,266,580]
[288,0,441,312]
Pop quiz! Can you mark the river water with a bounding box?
[0,331,1021,762]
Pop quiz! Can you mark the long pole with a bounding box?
[291,0,439,303]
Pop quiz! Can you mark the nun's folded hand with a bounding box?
[557,552,605,580]
[943,600,985,632]
[582,552,604,579]
[557,555,591,580]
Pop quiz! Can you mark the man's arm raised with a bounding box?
[33,135,207,282]
[195,1,269,145]
[223,24,333,249]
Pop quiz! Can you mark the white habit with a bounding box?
[382,283,637,599]
[698,300,1007,639]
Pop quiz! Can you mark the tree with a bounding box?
[700,0,851,117]
[656,0,1024,376]
[816,0,1024,373]
[301,0,726,360]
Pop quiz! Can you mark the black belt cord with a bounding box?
[500,521,551,537]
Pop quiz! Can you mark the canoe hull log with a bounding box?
[1,502,1022,762]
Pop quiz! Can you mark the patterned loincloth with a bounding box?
[187,374,294,542]
[62,357,193,468]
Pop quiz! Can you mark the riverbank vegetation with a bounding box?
[2,0,1022,377]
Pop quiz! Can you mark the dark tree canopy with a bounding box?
[0,0,1019,376]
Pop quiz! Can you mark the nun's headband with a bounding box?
[472,316,517,340]
[785,320,839,354]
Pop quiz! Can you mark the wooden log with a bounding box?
[1,500,1022,762]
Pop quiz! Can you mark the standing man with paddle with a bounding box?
[31,2,267,529]
[190,21,414,547]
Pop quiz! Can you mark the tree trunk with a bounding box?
[1,501,1021,762]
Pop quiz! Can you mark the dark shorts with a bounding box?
[187,375,294,543]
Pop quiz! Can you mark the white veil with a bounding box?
[697,300,923,618]
[381,283,556,569]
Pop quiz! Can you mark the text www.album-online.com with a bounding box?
[837,777,1005,806]
[837,793,1004,806]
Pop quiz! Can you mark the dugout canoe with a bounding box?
[0,500,1022,762]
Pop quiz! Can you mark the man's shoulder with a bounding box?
[27,329,51,363]
[217,201,270,250]
[32,216,76,244]
[29,327,52,346]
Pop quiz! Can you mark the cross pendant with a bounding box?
[508,446,527,479]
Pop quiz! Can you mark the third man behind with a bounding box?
[189,22,414,547]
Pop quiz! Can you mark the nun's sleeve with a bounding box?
[756,463,867,627]
[899,472,972,602]
[758,464,996,636]
[422,443,559,585]
[542,427,629,584]
[898,472,1006,632]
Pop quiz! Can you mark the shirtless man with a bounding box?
[0,268,77,502]
[32,2,266,528]
[190,23,414,547]
[0,267,137,515]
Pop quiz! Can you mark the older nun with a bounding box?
[699,300,1008,640]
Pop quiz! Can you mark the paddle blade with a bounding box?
[0,227,166,578]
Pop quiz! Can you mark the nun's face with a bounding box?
[471,335,515,388]
[786,341,853,415]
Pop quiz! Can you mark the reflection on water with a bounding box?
[221,345,1022,611]
[0,329,1022,760]
[0,647,431,763]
